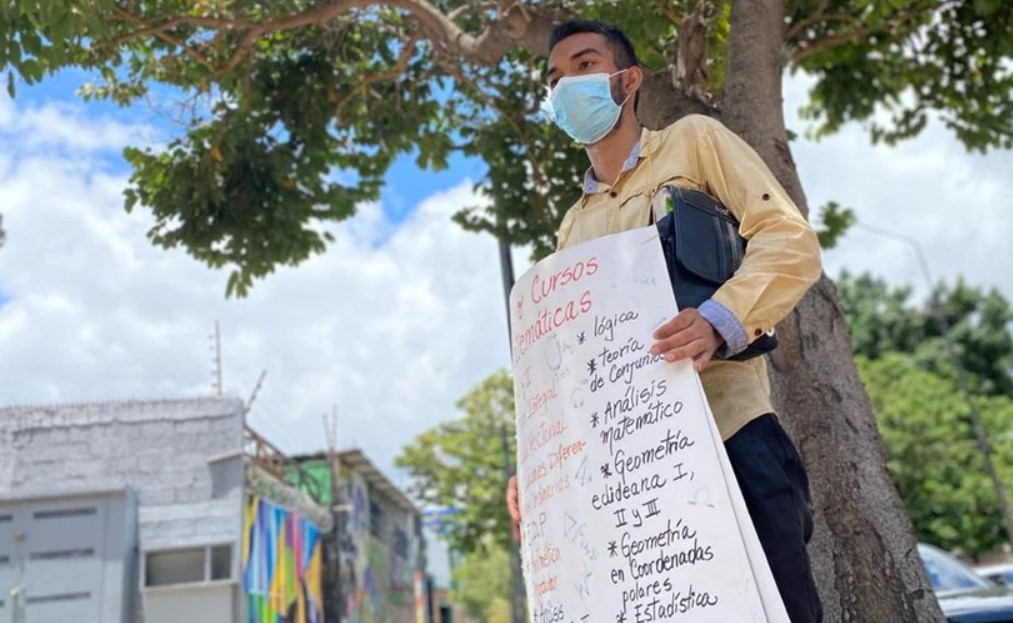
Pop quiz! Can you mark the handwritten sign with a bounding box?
[510,226,789,623]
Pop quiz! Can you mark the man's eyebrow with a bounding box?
[546,48,602,79]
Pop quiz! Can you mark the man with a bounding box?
[505,19,824,623]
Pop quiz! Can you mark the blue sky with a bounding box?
[3,60,1013,588]
[12,67,489,225]
[4,62,1013,478]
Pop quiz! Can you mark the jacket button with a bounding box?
[609,191,618,198]
[755,328,763,337]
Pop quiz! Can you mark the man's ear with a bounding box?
[625,65,644,97]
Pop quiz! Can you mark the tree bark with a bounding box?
[716,1,946,621]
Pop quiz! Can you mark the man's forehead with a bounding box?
[547,33,611,75]
[548,33,610,63]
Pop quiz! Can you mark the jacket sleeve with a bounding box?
[692,117,823,352]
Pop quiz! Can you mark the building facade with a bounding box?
[0,397,325,623]
[289,451,432,623]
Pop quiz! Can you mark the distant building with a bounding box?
[288,451,433,623]
[0,398,327,623]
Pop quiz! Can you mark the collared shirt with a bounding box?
[556,114,822,440]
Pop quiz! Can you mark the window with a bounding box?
[144,544,234,588]
[210,545,232,581]
[369,500,383,538]
[145,549,205,586]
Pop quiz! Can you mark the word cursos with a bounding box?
[531,257,599,304]
[513,290,593,362]
[513,257,600,363]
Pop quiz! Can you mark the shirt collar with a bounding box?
[583,140,641,194]
[580,126,662,195]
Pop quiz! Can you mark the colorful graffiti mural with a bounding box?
[242,495,324,623]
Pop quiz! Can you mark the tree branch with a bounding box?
[334,35,421,124]
[104,0,557,80]
[109,6,220,75]
[788,0,947,66]
[784,0,832,41]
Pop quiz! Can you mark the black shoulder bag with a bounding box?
[650,185,778,361]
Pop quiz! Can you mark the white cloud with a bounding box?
[0,104,513,483]
[1,74,1011,491]
[783,75,1013,303]
[0,92,158,153]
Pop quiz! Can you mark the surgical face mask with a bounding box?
[546,70,630,145]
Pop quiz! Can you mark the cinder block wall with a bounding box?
[0,397,246,551]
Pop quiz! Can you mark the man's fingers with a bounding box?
[658,339,708,363]
[653,309,697,339]
[651,329,698,356]
[506,476,520,520]
[693,348,715,371]
[507,476,521,542]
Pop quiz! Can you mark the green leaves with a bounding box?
[859,354,1013,556]
[395,370,516,555]
[838,272,1013,397]
[791,0,1013,153]
[3,0,1013,294]
[451,546,511,621]
[843,271,1013,554]
[814,201,855,250]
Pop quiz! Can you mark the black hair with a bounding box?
[549,20,641,69]
[548,20,642,109]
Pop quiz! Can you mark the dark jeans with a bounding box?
[726,414,823,623]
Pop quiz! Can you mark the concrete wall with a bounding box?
[0,397,245,552]
[0,398,246,621]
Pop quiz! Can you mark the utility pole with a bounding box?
[498,237,516,335]
[212,320,223,396]
[855,221,1013,550]
[500,424,526,623]
[495,216,525,623]
[323,406,341,505]
[243,369,268,420]
[322,407,350,623]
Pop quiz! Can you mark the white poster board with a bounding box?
[510,226,789,623]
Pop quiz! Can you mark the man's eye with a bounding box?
[579,61,594,70]
[549,80,559,89]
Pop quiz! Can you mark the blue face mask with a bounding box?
[546,70,630,145]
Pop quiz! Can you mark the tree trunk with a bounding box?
[716,1,946,621]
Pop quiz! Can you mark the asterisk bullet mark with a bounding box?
[591,412,600,428]
[608,541,618,558]
[587,358,597,375]
[616,611,626,623]
[577,331,586,345]
[600,463,612,479]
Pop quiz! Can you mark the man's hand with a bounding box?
[507,475,521,542]
[651,308,723,371]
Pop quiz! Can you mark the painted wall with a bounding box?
[242,496,324,623]
[285,456,429,623]
[341,469,424,623]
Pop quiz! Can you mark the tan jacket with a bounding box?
[556,114,822,440]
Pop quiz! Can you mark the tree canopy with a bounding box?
[395,368,515,555]
[451,545,511,623]
[858,353,1013,558]
[837,271,1013,397]
[1,1,1011,294]
[839,272,1013,556]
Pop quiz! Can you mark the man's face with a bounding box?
[546,33,626,104]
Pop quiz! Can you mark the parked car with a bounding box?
[919,542,1013,622]
[977,563,1013,587]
